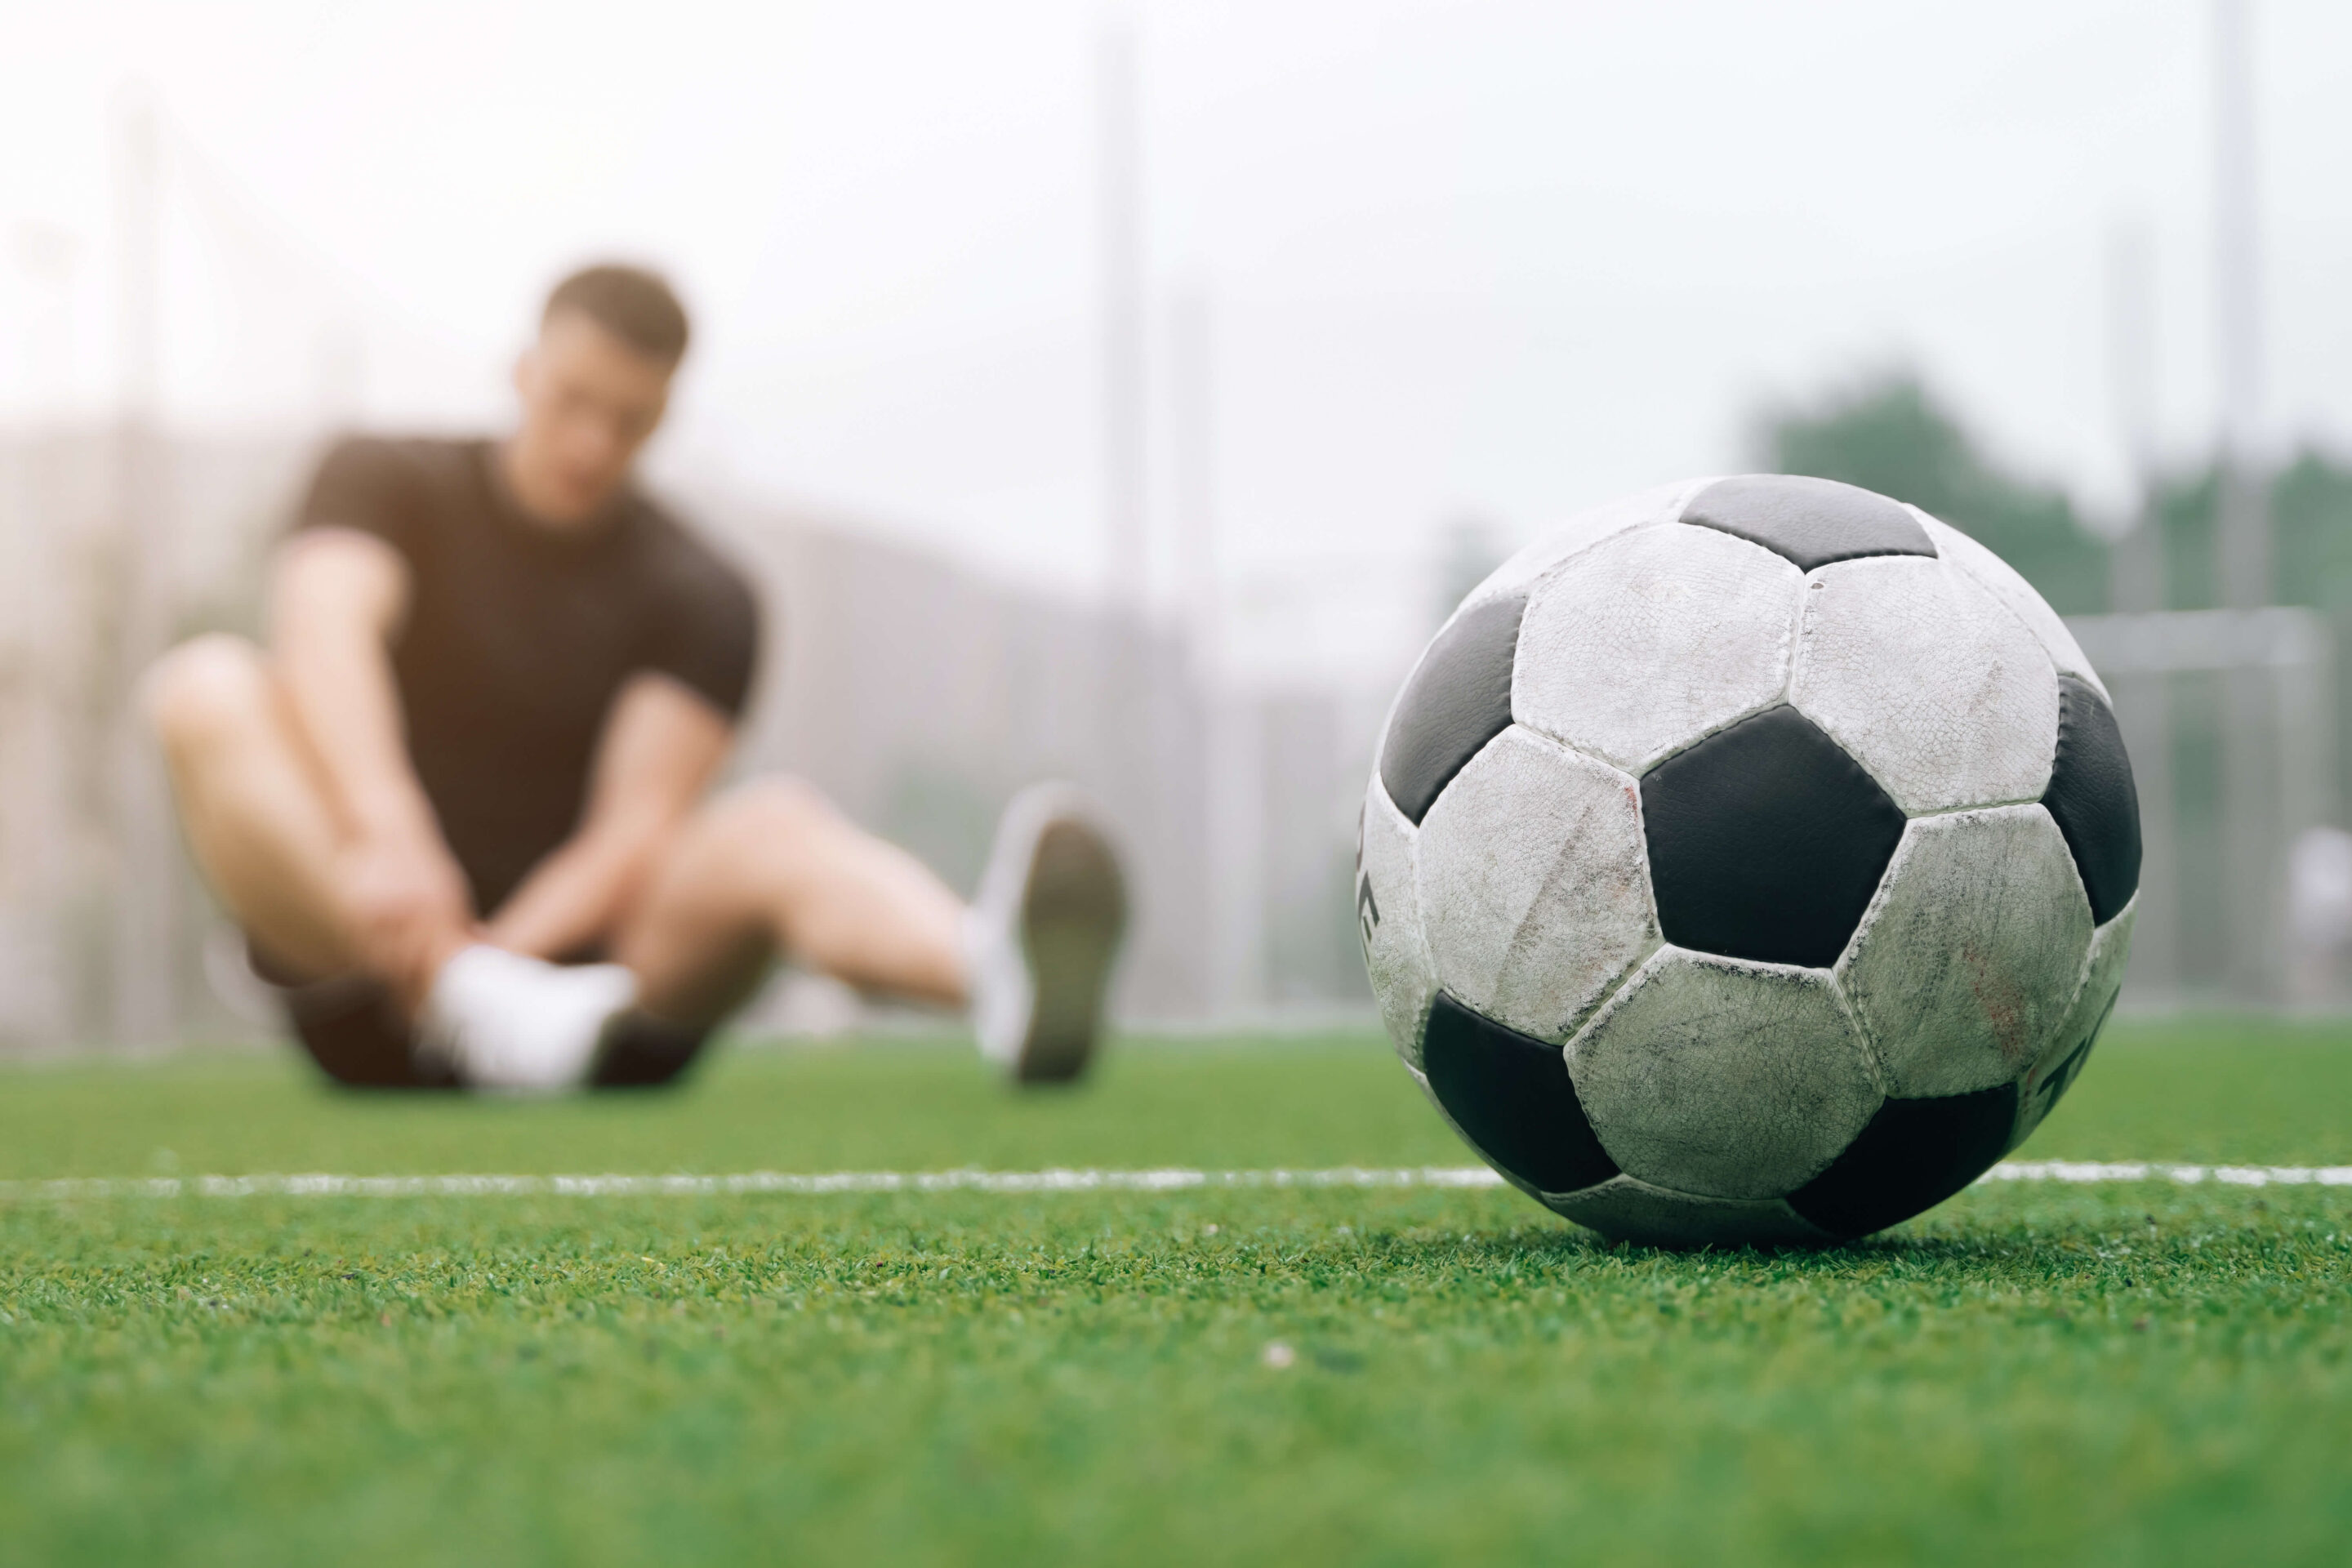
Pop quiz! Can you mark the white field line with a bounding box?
[0,1162,2347,1202]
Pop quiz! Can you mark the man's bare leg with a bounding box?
[144,635,371,982]
[152,645,1121,1085]
[615,777,970,1028]
[150,633,648,1094]
[613,777,1127,1085]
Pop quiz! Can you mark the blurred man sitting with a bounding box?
[144,264,1125,1093]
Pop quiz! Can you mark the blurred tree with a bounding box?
[2268,452,2352,618]
[2155,466,2221,611]
[1759,374,2111,614]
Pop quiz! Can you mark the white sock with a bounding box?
[418,944,639,1094]
[964,904,1029,1070]
[963,782,1124,1080]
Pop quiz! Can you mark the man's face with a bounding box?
[506,310,675,526]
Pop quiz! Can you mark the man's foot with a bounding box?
[968,784,1128,1085]
[418,945,639,1094]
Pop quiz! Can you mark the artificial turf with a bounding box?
[0,1022,2346,1566]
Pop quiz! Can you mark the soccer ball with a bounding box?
[1357,474,2140,1245]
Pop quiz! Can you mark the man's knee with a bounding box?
[709,776,841,844]
[144,635,273,755]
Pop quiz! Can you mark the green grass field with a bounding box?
[2,1021,2347,1566]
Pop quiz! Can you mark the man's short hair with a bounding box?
[543,264,690,364]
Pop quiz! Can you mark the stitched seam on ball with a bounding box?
[1827,813,1924,1099]
[1573,1172,1811,1212]
[1543,763,1668,1043]
[1824,967,1890,1100]
[2096,889,2139,939]
[2014,907,2127,1144]
[1610,546,1808,776]
[1784,569,1914,812]
[1784,555,2057,815]
[1557,933,1663,1045]
[2032,791,2099,928]
[1904,504,2103,696]
[1615,694,1793,777]
[2051,892,2131,1049]
[1774,555,1806,707]
[1903,792,2050,818]
[1509,474,1722,621]
[1561,942,1679,1076]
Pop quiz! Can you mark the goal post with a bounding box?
[2065,608,2336,1006]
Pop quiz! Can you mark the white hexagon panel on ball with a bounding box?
[1566,949,1881,1201]
[1837,804,2094,1099]
[1416,726,1658,1045]
[1790,555,2060,815]
[1512,523,1801,774]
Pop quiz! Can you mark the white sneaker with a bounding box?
[418,945,639,1094]
[967,783,1128,1085]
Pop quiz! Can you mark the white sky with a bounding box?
[4,0,2350,675]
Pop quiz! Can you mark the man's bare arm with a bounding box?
[272,531,428,841]
[484,673,734,962]
[270,528,475,1000]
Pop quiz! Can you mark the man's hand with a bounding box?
[483,673,733,961]
[340,831,476,1007]
[272,528,476,1005]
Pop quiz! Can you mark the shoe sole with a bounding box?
[1013,817,1127,1085]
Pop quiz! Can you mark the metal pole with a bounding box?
[1170,283,1214,654]
[1097,10,1147,610]
[2212,0,2265,586]
[2211,0,2275,1001]
[111,88,176,1046]
[1092,8,1154,1018]
[2105,219,2163,615]
[2105,217,2177,1001]
[1171,282,1256,1017]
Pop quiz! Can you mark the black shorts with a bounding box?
[250,945,715,1091]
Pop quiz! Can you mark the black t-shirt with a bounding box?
[295,436,761,913]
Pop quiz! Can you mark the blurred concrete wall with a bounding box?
[0,429,1374,1051]
[0,425,293,1049]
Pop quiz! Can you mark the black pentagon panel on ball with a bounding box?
[2042,676,2141,925]
[1786,1083,2018,1238]
[1681,474,1936,572]
[1641,704,1907,969]
[1421,991,1619,1196]
[1379,592,1528,826]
